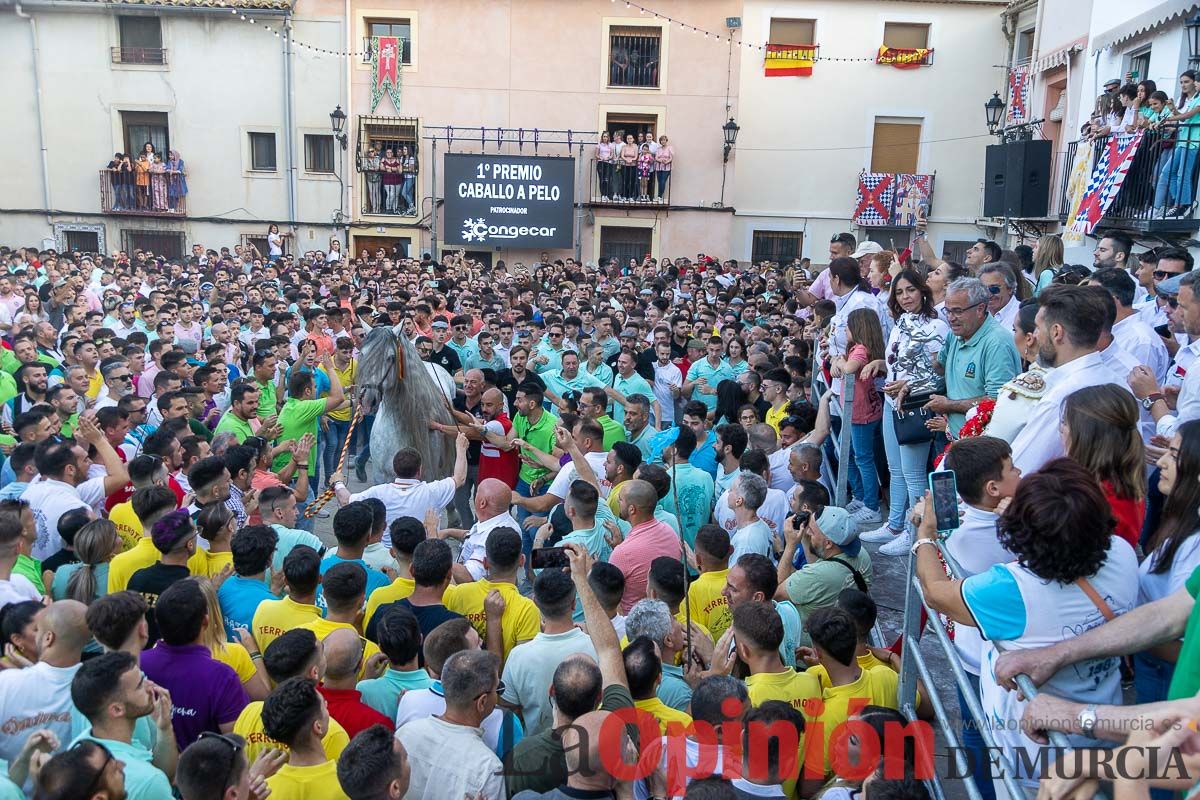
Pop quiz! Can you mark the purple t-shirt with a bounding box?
[140,642,248,749]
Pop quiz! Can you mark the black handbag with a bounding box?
[892,392,935,445]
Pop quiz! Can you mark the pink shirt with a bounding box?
[610,518,682,613]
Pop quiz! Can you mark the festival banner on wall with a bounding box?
[894,174,934,227]
[370,36,402,113]
[853,172,895,226]
[1061,139,1095,246]
[1008,68,1031,125]
[876,46,933,68]
[1070,131,1144,236]
[764,44,817,76]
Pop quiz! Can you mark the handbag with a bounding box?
[892,392,935,445]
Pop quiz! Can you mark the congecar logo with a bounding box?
[461,217,557,243]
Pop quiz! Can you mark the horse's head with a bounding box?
[357,325,398,415]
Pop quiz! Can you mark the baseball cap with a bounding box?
[850,241,884,259]
[686,338,705,350]
[816,506,858,547]
[150,510,196,554]
[431,319,449,330]
[1104,78,1121,88]
[1157,273,1186,296]
[619,328,639,339]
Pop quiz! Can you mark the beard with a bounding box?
[1037,338,1059,368]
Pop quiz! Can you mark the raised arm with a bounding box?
[76,415,131,496]
[565,543,627,689]
[319,353,345,412]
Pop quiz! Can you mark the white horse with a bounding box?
[356,324,457,486]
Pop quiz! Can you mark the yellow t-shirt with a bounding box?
[253,596,322,654]
[266,760,349,800]
[806,652,898,689]
[106,538,159,594]
[190,549,233,579]
[234,701,350,764]
[108,502,142,553]
[766,404,788,434]
[745,668,823,717]
[364,577,415,630]
[86,368,103,400]
[813,665,904,774]
[686,569,730,640]
[328,360,356,422]
[444,579,540,660]
[634,696,693,735]
[296,618,381,680]
[212,641,257,685]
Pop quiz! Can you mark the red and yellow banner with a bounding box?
[764,44,817,77]
[876,45,933,69]
[370,35,402,113]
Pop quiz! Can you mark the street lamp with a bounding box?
[1187,12,1200,68]
[330,105,348,150]
[722,117,740,163]
[985,92,1006,136]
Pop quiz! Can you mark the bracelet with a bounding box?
[332,481,346,490]
[910,538,939,557]
[249,652,262,661]
[296,463,309,469]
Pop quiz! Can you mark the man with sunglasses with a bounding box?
[69,651,175,799]
[1136,247,1193,330]
[34,739,127,800]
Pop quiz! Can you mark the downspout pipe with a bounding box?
[15,4,53,228]
[284,14,298,231]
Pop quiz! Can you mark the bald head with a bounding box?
[39,600,90,658]
[475,478,513,521]
[322,627,364,683]
[552,654,603,722]
[482,387,504,405]
[747,423,779,454]
[620,480,657,518]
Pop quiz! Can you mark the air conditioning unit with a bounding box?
[361,38,373,63]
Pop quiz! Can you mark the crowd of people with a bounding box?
[0,227,1193,800]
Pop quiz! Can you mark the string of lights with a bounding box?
[216,0,917,62]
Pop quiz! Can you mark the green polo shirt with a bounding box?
[512,409,558,485]
[939,314,1021,433]
[1169,565,1200,700]
[596,414,626,450]
[611,372,654,425]
[214,411,255,443]
[254,378,279,419]
[685,358,735,412]
[273,397,326,470]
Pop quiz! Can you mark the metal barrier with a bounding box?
[896,541,1094,800]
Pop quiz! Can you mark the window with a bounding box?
[365,19,412,64]
[121,229,184,259]
[241,233,289,259]
[249,132,277,171]
[1016,28,1035,62]
[864,228,912,249]
[871,118,922,174]
[882,22,929,50]
[116,16,164,64]
[599,225,653,265]
[63,230,100,254]
[604,113,658,143]
[768,18,815,45]
[304,135,336,174]
[751,231,804,265]
[358,116,419,215]
[1128,48,1151,83]
[121,111,169,158]
[609,26,661,88]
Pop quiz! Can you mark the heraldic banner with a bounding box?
[853,173,896,226]
[1069,131,1144,235]
[370,36,402,113]
[764,44,816,77]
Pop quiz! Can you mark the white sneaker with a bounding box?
[846,499,865,514]
[859,523,900,542]
[852,508,883,525]
[878,531,914,556]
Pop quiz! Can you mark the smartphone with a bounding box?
[1155,324,1171,339]
[929,471,961,532]
[530,547,569,570]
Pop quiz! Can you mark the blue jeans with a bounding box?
[656,171,670,197]
[401,175,415,211]
[354,413,376,469]
[848,419,881,512]
[958,672,996,800]
[1156,146,1199,207]
[294,484,317,532]
[882,397,933,532]
[515,478,545,560]
[323,418,352,481]
[1134,650,1175,705]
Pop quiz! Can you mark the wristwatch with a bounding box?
[910,538,939,557]
[1141,392,1165,410]
[1077,703,1098,738]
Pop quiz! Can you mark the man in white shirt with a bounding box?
[1089,268,1170,383]
[453,478,518,582]
[22,419,129,560]
[651,342,682,427]
[979,263,1021,331]
[1010,285,1128,475]
[713,450,788,546]
[331,434,469,548]
[1133,271,1200,438]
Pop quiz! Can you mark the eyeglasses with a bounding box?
[548,332,563,338]
[1154,270,1183,281]
[476,679,506,701]
[73,740,114,798]
[944,301,986,317]
[984,285,1003,295]
[198,732,244,790]
[110,373,132,382]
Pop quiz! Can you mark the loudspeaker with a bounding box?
[983,139,1053,218]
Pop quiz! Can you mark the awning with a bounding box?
[1092,0,1200,53]
[1033,42,1083,72]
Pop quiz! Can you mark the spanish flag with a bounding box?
[876,45,933,69]
[764,44,816,77]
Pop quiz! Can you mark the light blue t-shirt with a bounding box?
[659,663,693,711]
[357,667,433,721]
[663,463,715,549]
[611,372,655,425]
[689,430,720,479]
[541,368,606,403]
[318,554,390,610]
[534,341,568,374]
[582,361,614,387]
[685,358,735,412]
[730,520,774,564]
[51,563,110,601]
[776,600,802,669]
[270,525,325,572]
[447,338,478,365]
[70,735,171,800]
[217,574,276,641]
[940,315,1021,433]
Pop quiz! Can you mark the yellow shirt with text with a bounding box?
[686,569,731,640]
[443,579,539,660]
[253,596,322,654]
[233,701,349,764]
[108,502,142,553]
[812,665,904,774]
[634,696,693,735]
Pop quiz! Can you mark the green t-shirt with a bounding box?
[59,413,78,439]
[255,378,279,420]
[512,410,558,485]
[597,415,626,450]
[273,397,327,470]
[214,411,255,443]
[14,554,44,595]
[1169,566,1200,700]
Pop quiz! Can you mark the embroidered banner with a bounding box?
[894,174,934,228]
[853,172,895,226]
[764,44,817,77]
[1008,68,1031,125]
[1070,132,1144,235]
[1061,139,1095,245]
[370,36,402,113]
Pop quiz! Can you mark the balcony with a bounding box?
[587,158,672,207]
[1056,126,1200,235]
[99,169,186,217]
[111,46,167,65]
